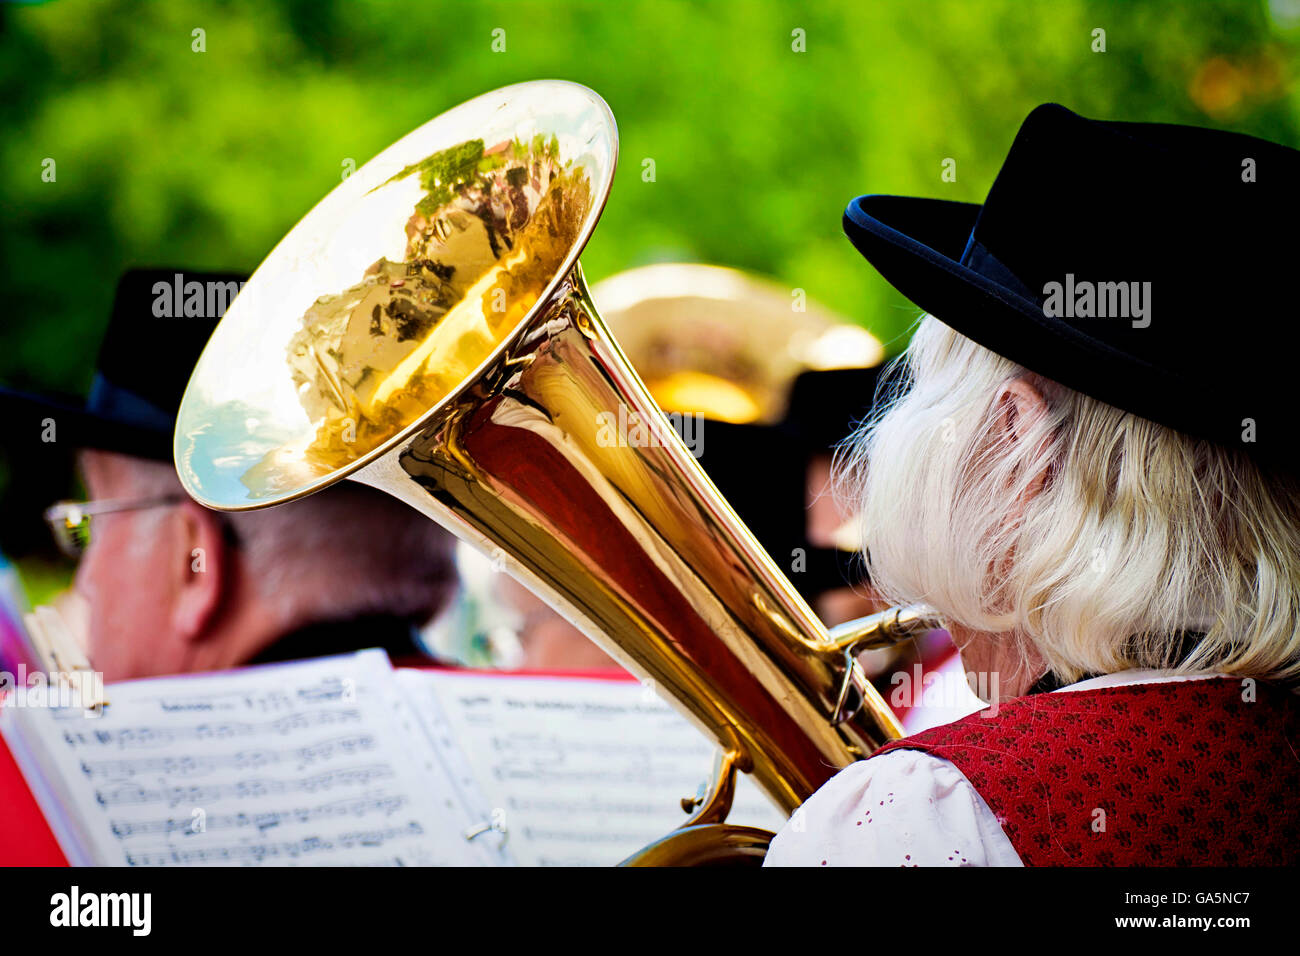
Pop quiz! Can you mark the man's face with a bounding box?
[74,450,189,681]
[804,453,888,625]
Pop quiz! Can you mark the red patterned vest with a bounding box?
[874,678,1300,866]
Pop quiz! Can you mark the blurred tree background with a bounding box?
[1,0,1298,564]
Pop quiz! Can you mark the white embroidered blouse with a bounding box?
[762,669,1224,867]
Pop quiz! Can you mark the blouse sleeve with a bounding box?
[762,750,1023,867]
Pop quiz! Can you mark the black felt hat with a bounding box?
[843,104,1299,470]
[0,269,245,460]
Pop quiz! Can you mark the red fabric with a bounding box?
[397,660,636,682]
[876,678,1300,866]
[0,731,67,866]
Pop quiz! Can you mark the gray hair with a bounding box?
[837,315,1300,687]
[113,455,455,629]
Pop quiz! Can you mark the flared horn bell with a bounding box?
[175,81,939,862]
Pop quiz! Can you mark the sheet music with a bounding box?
[397,670,789,866]
[2,650,499,866]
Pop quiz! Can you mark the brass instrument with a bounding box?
[174,81,941,865]
[592,262,884,426]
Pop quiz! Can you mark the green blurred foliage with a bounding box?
[1,0,1297,386]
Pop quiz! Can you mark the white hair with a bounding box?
[836,314,1300,686]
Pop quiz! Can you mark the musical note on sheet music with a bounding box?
[396,671,789,867]
[6,651,500,866]
[4,653,787,867]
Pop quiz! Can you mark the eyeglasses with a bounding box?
[43,496,187,558]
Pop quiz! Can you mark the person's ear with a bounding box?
[170,500,229,643]
[994,376,1052,506]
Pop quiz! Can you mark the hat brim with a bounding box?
[0,386,172,461]
[842,195,1190,434]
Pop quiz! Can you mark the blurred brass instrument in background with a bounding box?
[593,262,884,426]
[174,81,941,865]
